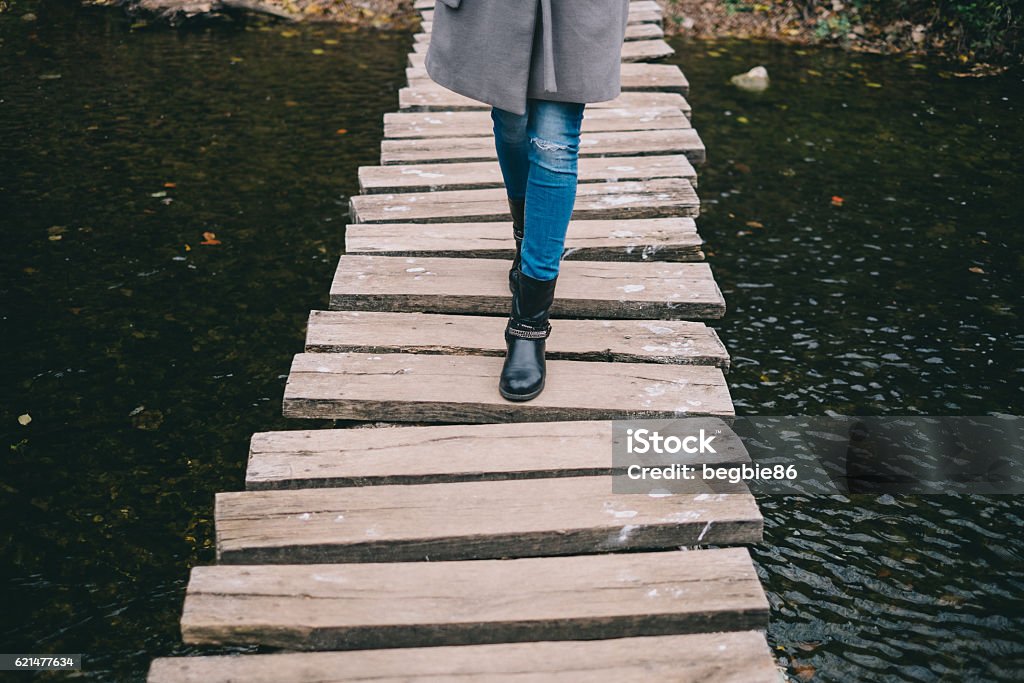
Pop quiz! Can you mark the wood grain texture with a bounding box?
[150,631,778,683]
[399,85,688,114]
[329,256,726,320]
[344,216,704,261]
[383,107,691,139]
[349,179,700,224]
[282,352,733,422]
[407,61,686,94]
[216,475,760,563]
[181,548,767,649]
[303,310,728,366]
[379,128,706,166]
[247,417,747,489]
[359,155,697,195]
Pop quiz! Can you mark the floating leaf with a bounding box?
[311,48,325,55]
[163,181,176,188]
[745,220,764,229]
[335,128,349,135]
[969,266,985,274]
[866,82,883,88]
[736,116,750,124]
[831,195,845,207]
[17,414,32,426]
[200,231,221,246]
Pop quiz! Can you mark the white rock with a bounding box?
[730,66,770,92]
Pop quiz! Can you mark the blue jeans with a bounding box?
[491,99,586,281]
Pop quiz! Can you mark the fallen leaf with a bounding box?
[18,414,32,426]
[968,266,985,274]
[200,231,221,246]
[745,220,764,229]
[866,82,883,88]
[311,48,325,55]
[336,128,349,135]
[184,244,191,252]
[736,116,750,124]
[164,181,177,188]
[831,195,845,207]
[793,662,816,680]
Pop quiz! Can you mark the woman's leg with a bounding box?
[491,107,530,290]
[499,98,586,402]
[490,106,530,201]
[520,98,586,281]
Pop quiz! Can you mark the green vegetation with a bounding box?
[807,0,1023,61]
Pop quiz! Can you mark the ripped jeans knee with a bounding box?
[528,134,580,175]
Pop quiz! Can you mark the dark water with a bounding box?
[1,2,1022,679]
[668,40,1024,682]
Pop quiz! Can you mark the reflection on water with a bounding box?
[666,38,1024,681]
[0,3,1022,679]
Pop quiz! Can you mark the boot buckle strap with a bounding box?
[507,322,551,340]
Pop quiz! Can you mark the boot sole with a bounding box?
[499,380,545,402]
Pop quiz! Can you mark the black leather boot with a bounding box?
[499,268,557,401]
[507,197,525,294]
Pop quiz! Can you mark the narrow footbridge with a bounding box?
[149,2,777,680]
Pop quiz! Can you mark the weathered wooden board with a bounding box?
[329,256,725,319]
[359,155,697,195]
[412,37,673,62]
[380,128,706,166]
[414,21,664,45]
[307,308,727,363]
[248,417,745,489]
[282,352,733,422]
[181,548,767,649]
[383,106,691,139]
[149,631,779,683]
[350,179,700,224]
[407,61,687,94]
[400,84,689,114]
[344,216,704,261]
[419,3,663,26]
[216,475,760,563]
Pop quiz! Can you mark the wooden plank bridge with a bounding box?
[149,2,776,680]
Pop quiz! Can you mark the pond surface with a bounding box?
[1,4,1022,680]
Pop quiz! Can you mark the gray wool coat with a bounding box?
[424,0,631,116]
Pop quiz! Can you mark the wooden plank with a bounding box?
[349,179,700,224]
[216,476,760,563]
[180,548,767,649]
[407,63,687,94]
[247,418,745,490]
[419,4,662,26]
[282,352,733,422]
[383,106,691,139]
[413,37,673,62]
[305,310,727,365]
[399,84,689,115]
[414,21,664,44]
[329,256,725,319]
[380,129,705,166]
[344,216,704,261]
[150,631,779,683]
[359,155,697,194]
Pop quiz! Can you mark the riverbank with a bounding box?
[79,0,1021,68]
